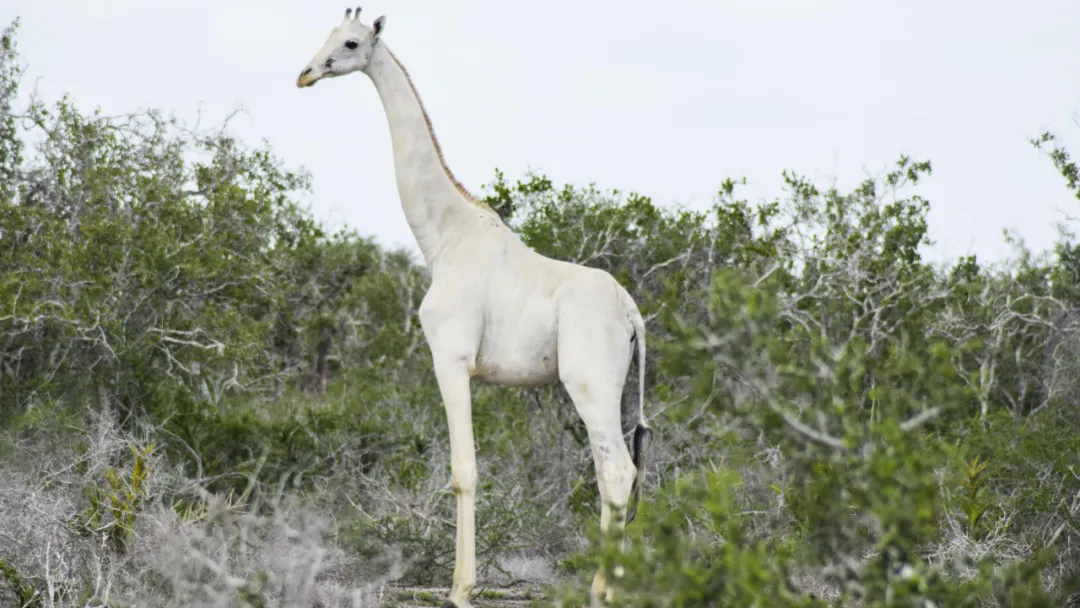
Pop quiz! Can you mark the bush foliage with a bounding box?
[3,18,1080,607]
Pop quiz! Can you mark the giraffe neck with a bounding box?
[364,42,494,267]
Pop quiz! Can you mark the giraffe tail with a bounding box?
[626,310,651,525]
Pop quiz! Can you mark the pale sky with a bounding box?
[5,0,1080,265]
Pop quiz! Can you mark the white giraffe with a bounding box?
[297,9,651,607]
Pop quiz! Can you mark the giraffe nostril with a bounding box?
[300,67,313,76]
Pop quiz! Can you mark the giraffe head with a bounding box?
[296,7,385,88]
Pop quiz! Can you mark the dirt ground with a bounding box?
[384,583,545,607]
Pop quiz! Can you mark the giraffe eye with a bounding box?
[345,40,359,50]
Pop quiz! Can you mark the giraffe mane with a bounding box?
[384,48,499,217]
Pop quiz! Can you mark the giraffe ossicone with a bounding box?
[297,10,652,607]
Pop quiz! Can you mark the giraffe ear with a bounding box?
[373,16,386,38]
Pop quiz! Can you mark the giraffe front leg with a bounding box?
[432,359,477,608]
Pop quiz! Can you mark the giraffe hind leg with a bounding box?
[563,380,636,605]
[558,322,636,604]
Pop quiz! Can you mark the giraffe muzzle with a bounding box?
[297,67,320,88]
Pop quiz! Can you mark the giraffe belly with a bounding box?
[472,334,559,388]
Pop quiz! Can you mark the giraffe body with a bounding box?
[297,10,651,606]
